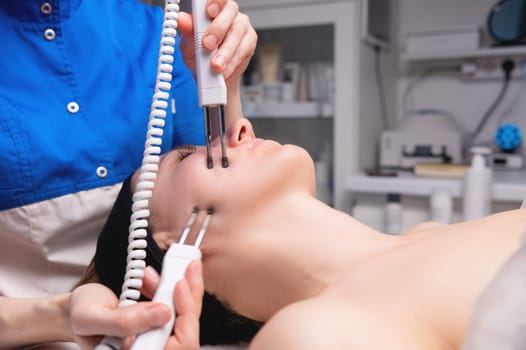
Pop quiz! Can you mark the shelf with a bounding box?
[346,170,526,203]
[244,101,333,119]
[237,0,353,11]
[401,45,526,63]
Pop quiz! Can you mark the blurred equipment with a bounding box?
[405,27,481,54]
[487,0,526,45]
[380,111,463,169]
[490,123,524,169]
[471,60,515,142]
[361,0,391,48]
[490,152,524,169]
[463,147,493,221]
[413,163,466,179]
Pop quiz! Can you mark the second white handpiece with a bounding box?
[130,244,202,350]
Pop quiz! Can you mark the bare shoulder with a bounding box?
[248,296,437,350]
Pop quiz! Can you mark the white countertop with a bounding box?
[346,169,526,202]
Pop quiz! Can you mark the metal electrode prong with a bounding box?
[204,108,214,169]
[203,106,229,169]
[178,207,213,248]
[218,105,229,168]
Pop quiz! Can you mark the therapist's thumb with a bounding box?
[108,303,172,335]
[125,302,171,335]
[141,303,172,328]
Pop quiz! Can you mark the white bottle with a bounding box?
[384,193,402,235]
[430,187,453,224]
[463,147,493,221]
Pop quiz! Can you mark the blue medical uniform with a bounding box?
[0,0,204,210]
[0,0,204,302]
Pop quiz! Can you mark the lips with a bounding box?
[252,138,264,146]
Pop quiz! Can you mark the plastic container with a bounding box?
[463,147,493,221]
[384,193,402,235]
[430,187,453,223]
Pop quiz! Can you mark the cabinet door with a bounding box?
[242,24,335,204]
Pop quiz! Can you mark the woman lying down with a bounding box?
[86,117,526,349]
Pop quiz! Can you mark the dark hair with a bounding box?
[94,175,261,344]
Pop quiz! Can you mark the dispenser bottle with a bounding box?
[384,193,402,234]
[463,147,493,221]
[430,187,453,224]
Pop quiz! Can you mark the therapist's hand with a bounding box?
[69,262,203,350]
[178,0,257,88]
[138,263,204,350]
[69,281,171,349]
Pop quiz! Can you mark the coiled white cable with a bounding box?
[95,1,180,348]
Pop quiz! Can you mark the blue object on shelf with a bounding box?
[495,124,522,152]
[487,0,526,45]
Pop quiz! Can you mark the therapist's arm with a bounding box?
[0,284,172,349]
[0,293,72,348]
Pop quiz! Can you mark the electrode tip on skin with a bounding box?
[207,157,214,169]
[222,157,229,168]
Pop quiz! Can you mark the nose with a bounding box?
[210,117,256,149]
[226,117,256,147]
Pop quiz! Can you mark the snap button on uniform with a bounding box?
[44,28,56,41]
[41,3,52,14]
[96,166,108,179]
[67,102,80,114]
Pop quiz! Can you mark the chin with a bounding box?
[281,144,316,193]
[282,144,312,160]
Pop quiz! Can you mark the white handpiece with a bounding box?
[192,0,227,107]
[130,244,202,350]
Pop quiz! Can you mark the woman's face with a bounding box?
[133,118,315,239]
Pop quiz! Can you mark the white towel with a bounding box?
[462,236,526,349]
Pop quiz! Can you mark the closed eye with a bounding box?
[160,145,198,173]
[177,145,197,163]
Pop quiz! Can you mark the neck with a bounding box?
[201,193,399,321]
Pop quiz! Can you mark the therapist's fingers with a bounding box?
[163,261,203,349]
[176,0,238,53]
[186,261,205,315]
[176,0,256,81]
[141,265,162,300]
[165,280,201,349]
[203,0,256,80]
[218,15,256,82]
[177,12,196,73]
[79,302,171,336]
[70,284,171,338]
[202,0,238,51]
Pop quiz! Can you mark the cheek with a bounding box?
[175,157,220,208]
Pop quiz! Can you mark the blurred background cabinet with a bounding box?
[238,0,377,213]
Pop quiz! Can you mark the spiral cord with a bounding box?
[95,0,180,348]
